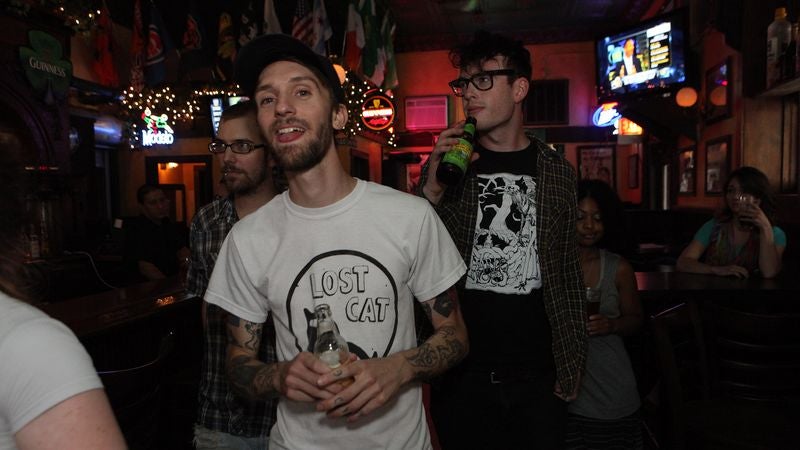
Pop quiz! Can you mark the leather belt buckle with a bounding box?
[490,371,501,384]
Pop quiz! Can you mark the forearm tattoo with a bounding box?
[406,312,467,383]
[225,316,279,399]
[407,326,465,382]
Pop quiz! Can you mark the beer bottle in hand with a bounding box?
[436,117,477,186]
[313,304,354,386]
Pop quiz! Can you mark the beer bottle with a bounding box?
[436,117,477,186]
[313,304,353,386]
[313,304,350,369]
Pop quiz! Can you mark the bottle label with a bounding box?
[441,138,472,171]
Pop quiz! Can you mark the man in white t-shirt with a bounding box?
[203,34,469,450]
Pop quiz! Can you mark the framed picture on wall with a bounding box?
[628,154,639,189]
[705,136,730,195]
[705,58,732,124]
[677,147,696,195]
[578,145,616,186]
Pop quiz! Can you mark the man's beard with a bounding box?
[223,164,269,196]
[269,119,333,172]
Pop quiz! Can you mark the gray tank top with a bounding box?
[568,250,641,419]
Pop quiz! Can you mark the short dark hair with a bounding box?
[577,179,630,254]
[721,166,777,222]
[449,30,532,81]
[220,99,256,124]
[137,184,163,204]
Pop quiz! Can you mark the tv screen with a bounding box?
[596,10,688,102]
[210,96,247,135]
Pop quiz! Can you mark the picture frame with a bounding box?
[627,154,639,189]
[704,136,730,195]
[578,145,616,186]
[677,147,696,195]
[705,58,732,124]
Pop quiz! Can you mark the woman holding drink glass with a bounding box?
[677,166,786,278]
[566,180,643,449]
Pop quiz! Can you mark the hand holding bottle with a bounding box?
[422,119,479,204]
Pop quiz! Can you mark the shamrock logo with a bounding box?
[19,30,73,98]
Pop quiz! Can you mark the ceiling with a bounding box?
[388,0,666,52]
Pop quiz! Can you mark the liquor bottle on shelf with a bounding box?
[436,116,477,186]
[767,7,791,88]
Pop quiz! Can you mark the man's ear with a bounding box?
[332,104,349,130]
[513,77,529,104]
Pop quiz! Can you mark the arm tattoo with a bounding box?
[225,316,278,399]
[405,325,466,382]
[421,302,433,322]
[432,288,457,317]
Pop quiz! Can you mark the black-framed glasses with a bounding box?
[208,140,265,154]
[448,69,518,97]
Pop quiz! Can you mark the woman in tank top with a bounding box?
[565,180,643,450]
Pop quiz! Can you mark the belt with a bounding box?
[466,367,542,384]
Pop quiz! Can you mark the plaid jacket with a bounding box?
[419,134,587,393]
[187,196,277,437]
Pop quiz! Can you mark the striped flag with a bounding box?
[292,0,314,47]
[130,0,145,91]
[360,0,385,87]
[263,0,282,34]
[343,0,365,71]
[215,11,236,82]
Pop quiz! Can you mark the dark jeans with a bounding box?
[431,367,567,450]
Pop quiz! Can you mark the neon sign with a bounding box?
[360,94,395,131]
[592,102,621,127]
[141,107,174,146]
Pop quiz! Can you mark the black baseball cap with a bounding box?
[234,34,345,105]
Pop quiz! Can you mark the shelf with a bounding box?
[760,77,800,97]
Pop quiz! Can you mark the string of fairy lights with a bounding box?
[119,74,396,149]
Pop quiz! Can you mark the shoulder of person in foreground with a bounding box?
[1,296,125,449]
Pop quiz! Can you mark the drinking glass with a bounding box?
[585,287,601,317]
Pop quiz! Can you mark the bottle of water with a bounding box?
[767,7,792,88]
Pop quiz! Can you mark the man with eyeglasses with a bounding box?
[189,100,283,449]
[419,30,586,449]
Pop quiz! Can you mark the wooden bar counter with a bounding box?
[37,275,199,338]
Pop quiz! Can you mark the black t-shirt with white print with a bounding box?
[459,142,554,370]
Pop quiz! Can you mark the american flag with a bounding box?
[292,0,314,47]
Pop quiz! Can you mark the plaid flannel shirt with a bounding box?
[187,196,278,437]
[419,134,587,393]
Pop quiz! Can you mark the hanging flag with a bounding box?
[215,11,236,82]
[239,0,258,46]
[343,0,365,72]
[130,0,145,92]
[145,2,174,86]
[360,0,385,87]
[180,0,206,76]
[263,0,282,34]
[381,9,398,91]
[292,0,314,48]
[309,0,333,56]
[92,0,118,86]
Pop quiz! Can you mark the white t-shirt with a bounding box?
[205,179,466,450]
[0,292,103,449]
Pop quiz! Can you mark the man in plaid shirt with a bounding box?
[188,100,284,449]
[420,30,587,449]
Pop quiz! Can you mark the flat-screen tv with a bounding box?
[596,10,689,103]
[210,96,246,135]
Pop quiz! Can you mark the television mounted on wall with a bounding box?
[210,96,247,136]
[595,10,689,103]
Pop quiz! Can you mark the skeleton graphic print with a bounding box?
[465,173,541,294]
